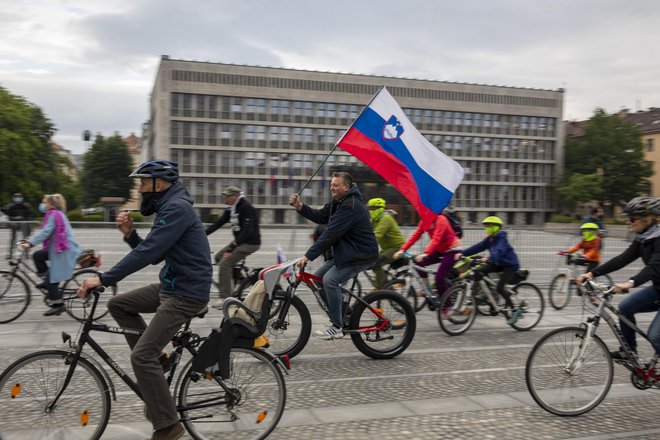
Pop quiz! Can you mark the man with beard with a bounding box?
[77,160,211,440]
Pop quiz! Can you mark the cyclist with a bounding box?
[454,216,522,324]
[367,197,405,289]
[289,171,378,340]
[21,194,81,316]
[4,192,34,260]
[560,222,602,273]
[577,196,660,361]
[78,160,212,440]
[206,186,261,309]
[394,212,461,309]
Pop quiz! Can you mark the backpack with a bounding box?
[444,213,463,239]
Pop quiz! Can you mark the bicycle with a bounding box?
[212,258,263,300]
[0,266,290,440]
[438,256,545,335]
[0,242,117,323]
[261,257,416,360]
[548,251,613,310]
[350,257,409,296]
[382,252,448,313]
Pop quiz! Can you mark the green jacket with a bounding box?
[372,211,405,251]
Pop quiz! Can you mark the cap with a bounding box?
[222,186,241,196]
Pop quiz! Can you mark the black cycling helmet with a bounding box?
[623,196,660,217]
[129,160,179,182]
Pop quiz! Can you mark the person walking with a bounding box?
[4,192,34,259]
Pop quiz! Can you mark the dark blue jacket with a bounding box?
[462,230,520,270]
[100,181,212,302]
[299,184,378,268]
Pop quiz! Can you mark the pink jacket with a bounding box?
[401,215,460,255]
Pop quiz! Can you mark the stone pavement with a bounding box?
[0,226,658,439]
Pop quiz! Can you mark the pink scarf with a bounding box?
[42,210,70,253]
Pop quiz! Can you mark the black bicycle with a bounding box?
[0,281,289,439]
[0,242,117,323]
[213,258,263,300]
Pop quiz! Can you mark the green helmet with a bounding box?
[367,198,386,208]
[481,216,503,226]
[580,222,599,230]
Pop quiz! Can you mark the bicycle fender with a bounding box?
[260,348,290,375]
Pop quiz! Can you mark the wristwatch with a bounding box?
[627,279,635,287]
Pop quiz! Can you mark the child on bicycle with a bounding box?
[455,216,522,324]
[577,197,660,361]
[367,197,405,289]
[560,222,602,273]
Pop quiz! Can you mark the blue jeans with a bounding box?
[618,285,660,354]
[315,259,373,328]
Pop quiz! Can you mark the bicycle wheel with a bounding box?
[510,282,545,331]
[0,270,30,324]
[526,326,613,416]
[265,292,311,359]
[178,346,286,440]
[438,283,477,336]
[383,278,420,312]
[0,349,111,439]
[62,268,118,322]
[349,290,416,359]
[549,273,574,310]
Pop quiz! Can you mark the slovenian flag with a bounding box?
[337,86,464,228]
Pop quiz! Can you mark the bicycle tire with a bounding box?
[438,283,477,336]
[549,273,574,310]
[265,292,311,359]
[383,278,420,312]
[510,282,545,331]
[178,346,286,440]
[525,326,613,416]
[0,270,31,324]
[62,268,118,322]
[349,290,416,359]
[0,349,111,439]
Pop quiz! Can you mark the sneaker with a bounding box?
[507,308,523,325]
[211,298,225,310]
[313,325,344,340]
[158,352,172,373]
[151,421,184,440]
[44,304,65,316]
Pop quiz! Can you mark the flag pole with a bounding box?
[297,85,386,194]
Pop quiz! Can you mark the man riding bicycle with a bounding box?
[289,171,378,340]
[78,160,212,440]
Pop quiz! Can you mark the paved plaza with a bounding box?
[0,225,658,439]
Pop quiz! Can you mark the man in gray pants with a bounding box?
[78,160,211,440]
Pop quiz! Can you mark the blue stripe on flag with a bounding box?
[353,108,454,213]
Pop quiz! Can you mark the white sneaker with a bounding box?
[211,299,225,310]
[313,325,344,340]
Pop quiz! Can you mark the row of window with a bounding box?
[170,93,557,136]
[171,69,561,109]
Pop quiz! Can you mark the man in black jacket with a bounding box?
[206,186,261,308]
[78,160,211,440]
[4,192,33,259]
[289,172,378,339]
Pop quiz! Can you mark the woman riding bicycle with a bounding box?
[577,196,660,360]
[394,212,461,309]
[455,216,521,324]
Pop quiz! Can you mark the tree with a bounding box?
[555,173,605,213]
[0,87,77,209]
[564,108,652,210]
[80,133,134,206]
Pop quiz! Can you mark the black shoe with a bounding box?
[44,304,65,316]
[610,349,634,361]
[35,282,47,289]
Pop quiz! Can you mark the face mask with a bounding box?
[369,207,384,221]
[140,192,159,216]
[38,203,47,214]
[484,225,500,236]
[582,230,597,241]
[13,197,23,204]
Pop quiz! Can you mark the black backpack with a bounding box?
[444,213,463,239]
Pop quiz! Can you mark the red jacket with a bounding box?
[401,215,460,255]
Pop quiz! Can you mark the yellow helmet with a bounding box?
[481,216,503,226]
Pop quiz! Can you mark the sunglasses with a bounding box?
[629,216,641,223]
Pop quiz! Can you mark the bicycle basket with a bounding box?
[77,249,99,268]
[510,269,529,284]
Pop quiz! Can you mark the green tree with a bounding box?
[556,173,605,213]
[0,87,77,209]
[81,133,134,206]
[564,108,652,210]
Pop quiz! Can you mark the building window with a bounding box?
[647,138,655,152]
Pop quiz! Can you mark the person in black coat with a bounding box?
[4,192,33,259]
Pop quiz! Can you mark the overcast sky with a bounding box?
[2,0,659,155]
